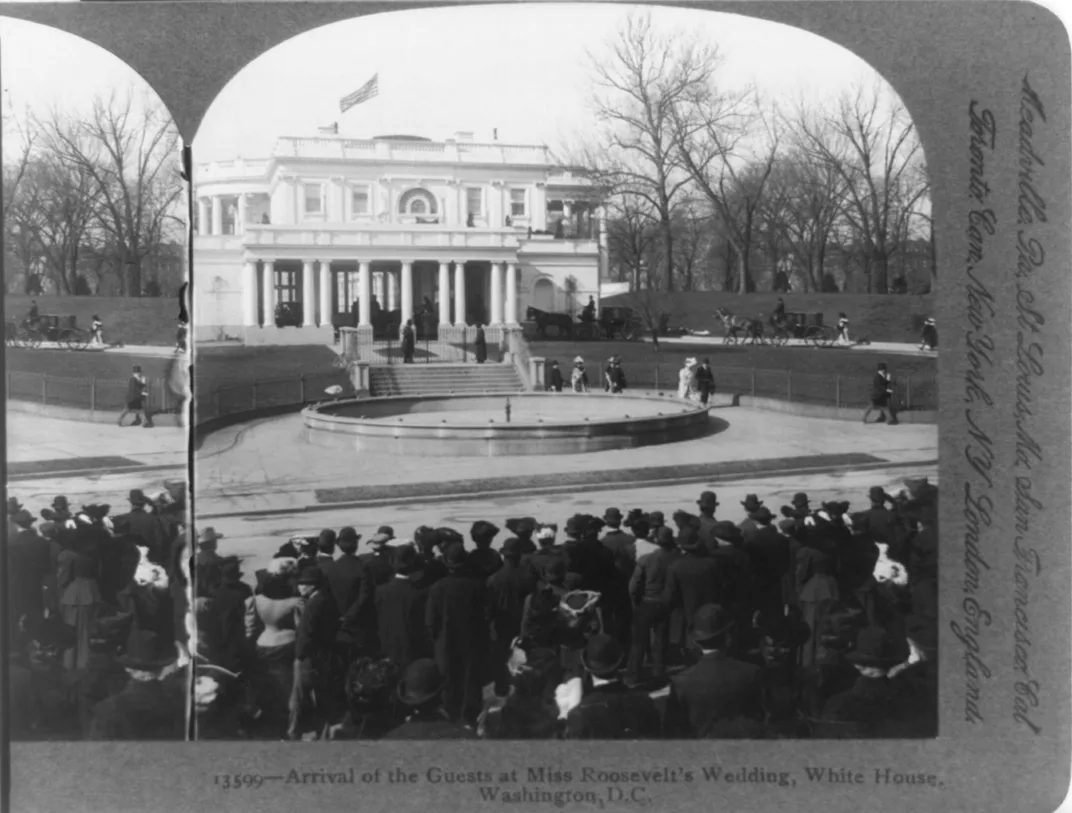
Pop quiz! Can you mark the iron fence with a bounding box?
[194,370,347,424]
[5,371,185,414]
[597,363,937,412]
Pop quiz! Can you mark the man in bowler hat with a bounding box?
[322,527,367,659]
[737,494,765,541]
[375,546,433,674]
[383,659,476,739]
[486,538,537,696]
[565,634,661,739]
[696,491,720,551]
[290,567,339,740]
[627,526,679,686]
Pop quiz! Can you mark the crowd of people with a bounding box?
[6,484,190,740]
[194,477,938,740]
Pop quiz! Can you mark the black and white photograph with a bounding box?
[2,18,191,741]
[190,4,938,742]
[1,0,1069,812]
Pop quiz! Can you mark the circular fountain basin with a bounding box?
[302,391,710,456]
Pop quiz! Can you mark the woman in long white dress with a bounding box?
[677,357,696,400]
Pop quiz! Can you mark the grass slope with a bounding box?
[603,291,934,344]
[6,294,180,347]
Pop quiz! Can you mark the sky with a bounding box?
[2,4,882,165]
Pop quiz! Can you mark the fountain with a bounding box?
[302,391,711,457]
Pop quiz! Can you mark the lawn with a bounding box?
[6,294,180,346]
[530,339,938,410]
[602,291,935,344]
[194,345,351,419]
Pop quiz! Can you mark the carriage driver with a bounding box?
[581,296,596,324]
[772,297,787,327]
[23,299,40,330]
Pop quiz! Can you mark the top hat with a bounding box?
[581,634,624,678]
[7,496,23,514]
[397,658,447,706]
[846,626,899,669]
[692,604,735,645]
[117,631,177,672]
[868,486,891,504]
[13,509,36,528]
[471,520,500,541]
[501,537,523,558]
[197,527,224,546]
[791,492,810,508]
[443,544,468,570]
[741,494,764,512]
[297,566,323,587]
[603,507,623,523]
[393,545,423,575]
[376,525,396,539]
[367,531,393,548]
[128,490,148,507]
[697,491,719,510]
[711,521,743,546]
[655,526,676,548]
[751,506,774,524]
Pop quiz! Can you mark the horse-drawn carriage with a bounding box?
[525,305,645,341]
[5,313,92,350]
[716,307,839,348]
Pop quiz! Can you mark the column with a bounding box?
[237,194,248,236]
[358,261,371,326]
[505,261,518,324]
[301,260,315,327]
[387,270,399,311]
[454,261,467,326]
[241,260,258,326]
[400,261,414,325]
[261,261,275,327]
[197,199,209,236]
[489,261,503,325]
[533,184,547,231]
[211,196,223,236]
[318,261,332,327]
[373,272,383,305]
[438,262,451,325]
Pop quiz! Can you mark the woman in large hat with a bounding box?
[570,356,589,393]
[56,516,103,670]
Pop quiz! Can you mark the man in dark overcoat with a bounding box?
[599,507,636,648]
[737,494,765,542]
[413,526,448,588]
[565,635,661,739]
[357,530,397,650]
[291,567,340,740]
[627,526,679,685]
[599,507,636,576]
[696,491,720,550]
[122,489,169,567]
[315,529,337,571]
[195,527,224,568]
[663,604,763,738]
[425,545,490,723]
[383,659,476,740]
[505,516,539,556]
[742,506,789,620]
[375,545,432,673]
[486,538,537,695]
[665,526,727,654]
[468,521,503,579]
[322,527,367,658]
[8,509,51,642]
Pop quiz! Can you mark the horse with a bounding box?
[715,307,763,344]
[526,306,574,339]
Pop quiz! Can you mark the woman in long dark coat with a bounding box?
[401,319,416,363]
[474,325,488,364]
[56,526,102,670]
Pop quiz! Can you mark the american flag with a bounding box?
[340,74,379,113]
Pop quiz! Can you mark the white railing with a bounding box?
[195,159,271,181]
[240,224,524,251]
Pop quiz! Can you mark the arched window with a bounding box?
[398,188,438,215]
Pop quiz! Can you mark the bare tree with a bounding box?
[585,11,720,292]
[37,88,183,296]
[674,90,781,294]
[795,83,928,294]
[605,192,661,289]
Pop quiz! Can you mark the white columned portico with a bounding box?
[241,260,258,326]
[318,261,331,327]
[400,261,414,325]
[301,261,315,326]
[489,261,503,325]
[387,271,398,311]
[358,261,372,326]
[505,262,518,325]
[454,261,467,326]
[197,199,209,236]
[261,261,275,327]
[438,262,451,325]
[237,194,248,236]
[211,196,223,236]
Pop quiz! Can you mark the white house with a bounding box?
[192,129,606,345]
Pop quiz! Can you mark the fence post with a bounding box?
[91,377,97,411]
[215,386,221,417]
[42,374,47,405]
[787,369,793,402]
[654,365,659,391]
[835,375,841,410]
[751,367,756,399]
[906,376,913,410]
[252,378,258,409]
[300,373,306,404]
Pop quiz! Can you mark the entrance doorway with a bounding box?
[533,277,554,312]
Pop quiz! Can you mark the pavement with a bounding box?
[24,341,181,357]
[650,335,936,357]
[195,403,937,518]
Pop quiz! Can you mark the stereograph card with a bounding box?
[0,1,1069,812]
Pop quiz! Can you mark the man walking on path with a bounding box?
[862,362,899,426]
[118,365,153,428]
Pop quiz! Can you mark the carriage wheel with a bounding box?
[65,332,89,351]
[806,327,825,348]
